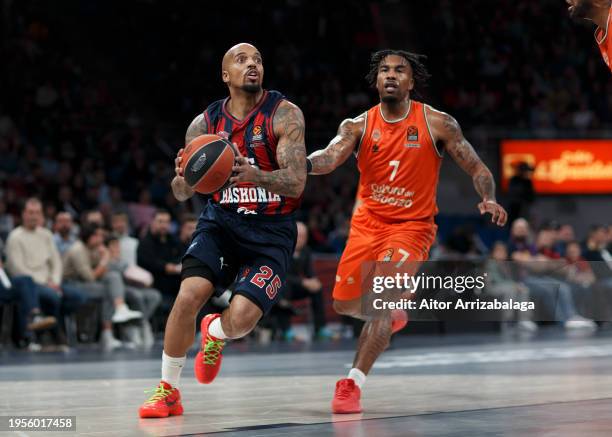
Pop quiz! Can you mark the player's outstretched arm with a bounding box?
[231,100,307,198]
[428,108,507,226]
[171,114,206,201]
[307,116,364,175]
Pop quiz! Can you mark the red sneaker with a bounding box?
[195,313,226,384]
[391,309,408,334]
[139,381,183,418]
[331,378,362,413]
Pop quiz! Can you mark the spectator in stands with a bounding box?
[5,198,87,348]
[583,225,612,285]
[443,225,486,258]
[82,210,105,228]
[0,199,14,242]
[53,211,77,256]
[57,185,80,218]
[485,241,536,332]
[111,212,139,266]
[43,203,58,230]
[107,234,161,349]
[555,223,576,257]
[62,223,143,350]
[565,240,612,321]
[280,221,330,340]
[0,257,56,349]
[328,216,350,254]
[129,189,157,235]
[508,218,536,255]
[137,209,182,303]
[565,241,596,287]
[507,163,535,226]
[177,214,197,253]
[509,220,596,330]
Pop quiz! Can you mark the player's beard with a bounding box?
[241,83,262,93]
[381,94,400,104]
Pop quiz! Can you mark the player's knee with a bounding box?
[224,296,262,338]
[225,312,258,339]
[173,284,207,316]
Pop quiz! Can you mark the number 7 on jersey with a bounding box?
[388,160,400,182]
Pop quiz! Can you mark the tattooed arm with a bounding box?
[307,115,364,175]
[171,113,207,201]
[428,107,507,226]
[230,100,307,198]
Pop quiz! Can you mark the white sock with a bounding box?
[161,351,186,388]
[347,368,366,388]
[208,317,229,340]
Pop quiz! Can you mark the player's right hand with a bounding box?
[175,148,184,177]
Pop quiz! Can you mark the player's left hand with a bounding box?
[230,151,259,185]
[477,200,507,226]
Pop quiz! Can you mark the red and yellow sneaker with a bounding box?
[391,309,408,334]
[139,381,183,418]
[194,313,226,384]
[331,378,362,414]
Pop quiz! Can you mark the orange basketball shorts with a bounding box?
[332,208,437,301]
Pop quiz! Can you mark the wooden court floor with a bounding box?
[3,333,612,436]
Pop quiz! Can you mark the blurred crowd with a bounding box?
[423,0,612,132]
[435,218,612,332]
[2,0,610,250]
[1,0,612,350]
[0,198,332,350]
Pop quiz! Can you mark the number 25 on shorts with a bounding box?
[250,266,282,300]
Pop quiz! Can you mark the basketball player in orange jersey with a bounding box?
[138,43,306,418]
[307,50,507,414]
[567,0,612,72]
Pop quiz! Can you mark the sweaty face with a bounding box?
[223,45,264,93]
[376,55,414,103]
[567,0,595,19]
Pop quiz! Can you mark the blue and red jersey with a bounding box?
[202,90,301,217]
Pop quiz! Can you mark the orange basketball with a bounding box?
[180,134,236,194]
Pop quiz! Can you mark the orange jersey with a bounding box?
[595,6,612,72]
[356,100,442,223]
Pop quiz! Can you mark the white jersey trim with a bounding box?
[379,100,411,124]
[354,111,368,158]
[595,8,611,44]
[423,104,443,159]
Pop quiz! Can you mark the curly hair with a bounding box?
[365,49,431,98]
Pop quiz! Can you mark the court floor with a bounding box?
[3,331,612,436]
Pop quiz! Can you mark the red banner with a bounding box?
[501,140,612,194]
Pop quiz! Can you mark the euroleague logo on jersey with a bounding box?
[407,126,419,142]
[252,125,264,142]
[405,125,421,148]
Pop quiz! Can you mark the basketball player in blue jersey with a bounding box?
[139,43,307,418]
